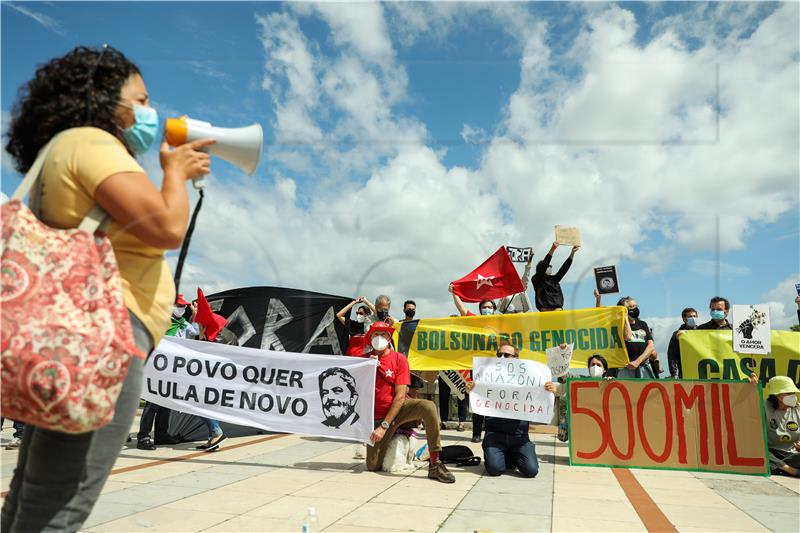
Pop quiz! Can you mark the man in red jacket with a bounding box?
[364,322,455,483]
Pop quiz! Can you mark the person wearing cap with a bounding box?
[363,322,455,483]
[165,293,199,338]
[754,375,800,476]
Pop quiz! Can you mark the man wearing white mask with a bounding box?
[364,322,456,483]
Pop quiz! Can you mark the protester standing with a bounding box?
[667,307,698,379]
[531,242,579,311]
[1,45,212,532]
[374,295,398,325]
[616,297,657,379]
[337,296,376,356]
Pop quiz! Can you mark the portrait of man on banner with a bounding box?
[319,367,361,429]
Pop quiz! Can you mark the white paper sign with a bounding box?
[555,225,581,247]
[438,370,469,400]
[470,357,554,423]
[731,304,771,355]
[142,337,377,442]
[546,343,573,378]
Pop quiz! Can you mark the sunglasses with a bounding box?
[496,351,518,358]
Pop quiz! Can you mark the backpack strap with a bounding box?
[12,130,111,233]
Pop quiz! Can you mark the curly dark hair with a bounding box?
[5,45,140,173]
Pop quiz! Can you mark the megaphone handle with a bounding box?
[192,145,211,189]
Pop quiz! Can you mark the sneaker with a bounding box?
[471,436,482,443]
[204,434,227,452]
[428,461,456,484]
[457,422,465,432]
[5,437,21,450]
[136,438,156,451]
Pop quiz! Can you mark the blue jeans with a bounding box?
[204,418,223,438]
[1,312,153,533]
[482,432,539,478]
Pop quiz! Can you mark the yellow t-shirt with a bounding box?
[37,127,174,345]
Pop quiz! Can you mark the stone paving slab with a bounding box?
[2,422,799,532]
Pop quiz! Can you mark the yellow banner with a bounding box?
[397,307,629,371]
[680,330,800,386]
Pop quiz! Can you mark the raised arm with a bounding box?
[554,245,579,282]
[449,283,468,316]
[594,288,603,308]
[336,298,361,325]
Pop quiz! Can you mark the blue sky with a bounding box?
[2,2,798,367]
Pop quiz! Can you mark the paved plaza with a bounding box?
[2,419,798,532]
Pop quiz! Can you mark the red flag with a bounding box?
[195,288,226,341]
[451,246,524,303]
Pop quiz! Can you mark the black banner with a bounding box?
[206,287,351,355]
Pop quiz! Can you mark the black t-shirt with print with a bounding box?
[625,317,653,361]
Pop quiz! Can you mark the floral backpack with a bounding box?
[1,131,142,433]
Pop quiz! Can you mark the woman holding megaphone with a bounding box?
[2,45,213,532]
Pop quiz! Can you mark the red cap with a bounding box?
[365,321,394,345]
[175,294,190,306]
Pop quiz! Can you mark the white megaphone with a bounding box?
[165,116,263,188]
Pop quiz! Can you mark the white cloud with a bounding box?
[176,3,798,326]
[761,274,800,331]
[6,2,66,36]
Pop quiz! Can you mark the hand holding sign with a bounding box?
[555,226,581,247]
[546,343,573,378]
[506,246,534,263]
[470,357,554,423]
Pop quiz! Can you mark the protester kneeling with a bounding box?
[466,341,539,478]
[363,322,455,483]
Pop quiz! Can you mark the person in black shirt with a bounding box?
[616,296,657,379]
[667,307,698,379]
[531,242,579,311]
[698,296,732,330]
[337,297,376,356]
[465,341,539,478]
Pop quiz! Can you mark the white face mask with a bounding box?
[172,306,186,318]
[588,365,604,378]
[371,335,390,351]
[783,394,798,408]
[355,314,366,323]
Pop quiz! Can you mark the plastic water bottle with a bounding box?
[415,443,429,461]
[301,507,318,533]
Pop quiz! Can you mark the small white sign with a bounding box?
[470,357,554,423]
[731,304,771,355]
[546,343,574,378]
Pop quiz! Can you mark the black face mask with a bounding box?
[628,307,640,319]
[405,309,416,319]
[377,311,389,321]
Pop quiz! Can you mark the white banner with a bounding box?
[142,337,376,442]
[438,369,469,400]
[469,357,554,423]
[732,304,771,355]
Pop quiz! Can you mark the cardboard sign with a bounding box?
[594,266,619,295]
[143,337,377,442]
[396,307,629,371]
[546,343,573,378]
[568,379,768,475]
[470,357,554,423]
[732,305,771,355]
[679,330,800,387]
[438,370,469,400]
[555,226,581,247]
[506,246,533,263]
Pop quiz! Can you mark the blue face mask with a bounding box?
[122,104,159,155]
[710,310,726,321]
[480,307,494,316]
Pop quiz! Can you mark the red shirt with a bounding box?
[373,349,411,420]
